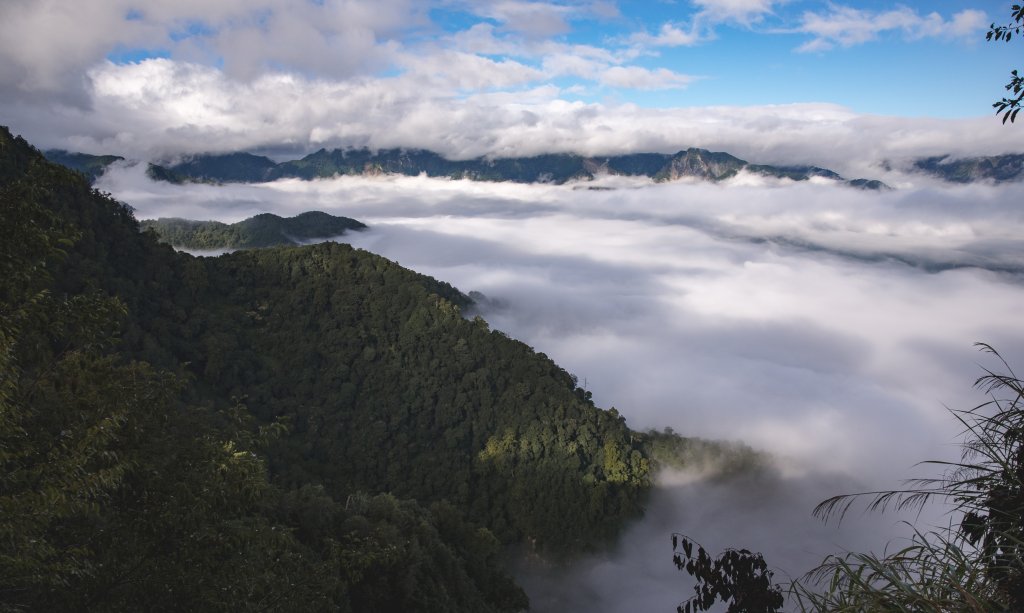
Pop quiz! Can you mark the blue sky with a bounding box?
[0,1,1017,158]
[434,0,1008,117]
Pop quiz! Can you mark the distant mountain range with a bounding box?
[46,147,890,189]
[908,153,1024,184]
[141,211,366,250]
[46,145,1024,188]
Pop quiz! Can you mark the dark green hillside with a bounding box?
[3,127,531,612]
[43,149,124,182]
[1,126,655,608]
[179,243,648,550]
[141,211,367,250]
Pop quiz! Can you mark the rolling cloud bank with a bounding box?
[97,163,1024,609]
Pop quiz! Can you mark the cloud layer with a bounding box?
[99,167,1024,607]
[102,167,1024,471]
[10,55,1021,180]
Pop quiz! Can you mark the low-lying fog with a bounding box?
[100,164,1024,610]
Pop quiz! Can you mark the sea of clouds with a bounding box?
[99,164,1024,610]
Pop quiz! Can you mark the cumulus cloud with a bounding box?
[10,57,1018,177]
[598,65,695,89]
[0,0,424,102]
[470,1,576,38]
[795,6,988,52]
[399,50,545,91]
[628,22,702,47]
[1,1,1004,164]
[693,0,778,26]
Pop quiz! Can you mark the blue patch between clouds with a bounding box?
[106,47,171,64]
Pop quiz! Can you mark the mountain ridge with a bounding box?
[155,146,888,188]
[910,153,1024,183]
[45,146,889,189]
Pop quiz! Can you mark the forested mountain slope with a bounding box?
[1,126,654,610]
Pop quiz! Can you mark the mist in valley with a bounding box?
[99,165,1024,609]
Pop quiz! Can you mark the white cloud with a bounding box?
[468,1,575,38]
[796,6,988,52]
[0,0,425,100]
[10,58,1018,178]
[599,65,695,89]
[0,0,156,101]
[693,0,777,26]
[628,22,701,47]
[625,1,775,50]
[399,50,545,91]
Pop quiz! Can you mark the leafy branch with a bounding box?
[671,534,784,613]
[988,4,1024,123]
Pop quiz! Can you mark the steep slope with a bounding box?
[181,243,649,550]
[15,127,653,552]
[653,148,748,181]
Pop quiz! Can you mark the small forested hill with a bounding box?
[1,126,655,610]
[141,211,367,249]
[138,146,885,188]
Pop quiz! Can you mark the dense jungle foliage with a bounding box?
[0,126,655,610]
